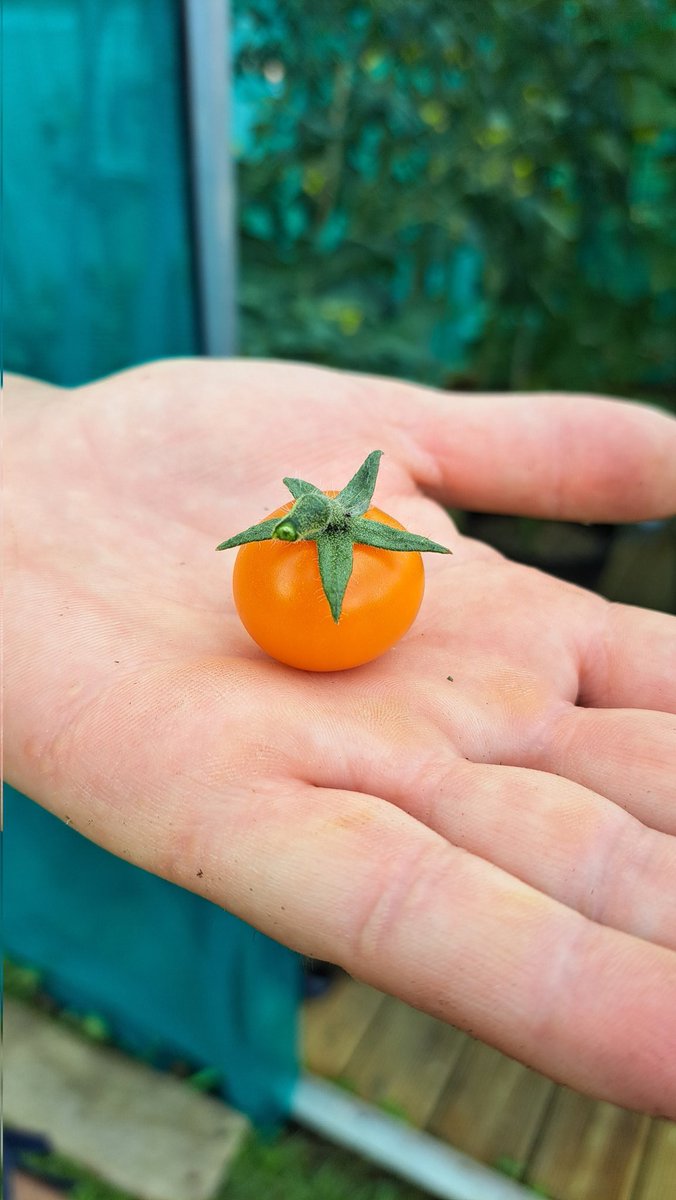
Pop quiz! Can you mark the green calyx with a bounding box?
[216,450,451,623]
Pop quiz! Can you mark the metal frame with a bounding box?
[182,0,238,356]
[292,1075,535,1200]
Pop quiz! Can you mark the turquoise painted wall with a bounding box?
[5,0,299,1126]
[5,0,197,384]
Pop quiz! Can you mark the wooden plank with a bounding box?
[526,1087,650,1200]
[5,999,249,1200]
[631,1120,676,1200]
[302,975,385,1079]
[340,994,468,1127]
[428,1039,554,1169]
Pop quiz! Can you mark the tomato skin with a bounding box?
[232,497,425,671]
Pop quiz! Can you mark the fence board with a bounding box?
[303,975,385,1079]
[527,1088,649,1200]
[428,1039,553,1169]
[342,994,467,1127]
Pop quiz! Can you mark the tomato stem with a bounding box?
[271,491,339,542]
[217,451,451,622]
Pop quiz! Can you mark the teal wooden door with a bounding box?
[5,0,197,384]
[5,0,300,1126]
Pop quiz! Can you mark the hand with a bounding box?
[6,359,676,1115]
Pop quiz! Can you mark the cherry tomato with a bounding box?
[232,494,424,671]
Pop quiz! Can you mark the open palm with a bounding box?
[6,359,676,1116]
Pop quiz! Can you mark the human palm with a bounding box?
[6,359,676,1115]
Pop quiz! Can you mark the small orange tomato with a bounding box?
[233,497,425,672]
[217,451,450,672]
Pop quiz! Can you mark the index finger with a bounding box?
[376,380,676,523]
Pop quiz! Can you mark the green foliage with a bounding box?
[375,1096,412,1122]
[58,1009,113,1043]
[235,0,676,404]
[4,957,43,1000]
[24,1130,431,1200]
[186,1065,224,1092]
[494,1154,553,1196]
[225,1129,431,1199]
[20,1152,135,1200]
[5,957,113,1044]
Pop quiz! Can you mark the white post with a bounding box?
[292,1075,536,1200]
[182,0,238,356]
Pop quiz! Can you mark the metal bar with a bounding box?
[182,0,238,356]
[292,1074,536,1200]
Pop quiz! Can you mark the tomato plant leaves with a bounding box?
[351,518,451,556]
[216,517,280,551]
[336,449,383,515]
[283,476,323,500]
[217,451,450,621]
[316,532,355,623]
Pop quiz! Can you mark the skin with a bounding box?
[5,358,676,1116]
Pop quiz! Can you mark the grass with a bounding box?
[22,1128,432,1200]
[225,1128,432,1200]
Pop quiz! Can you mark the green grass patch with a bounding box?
[22,1127,432,1200]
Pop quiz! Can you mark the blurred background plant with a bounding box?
[233,0,676,408]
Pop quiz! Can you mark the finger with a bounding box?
[21,659,676,1114]
[534,707,676,833]
[398,759,676,952]
[378,380,676,522]
[578,603,676,713]
[170,781,676,1116]
[69,750,673,1116]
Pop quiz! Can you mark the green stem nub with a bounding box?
[217,450,451,622]
[273,491,333,542]
[273,519,299,542]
